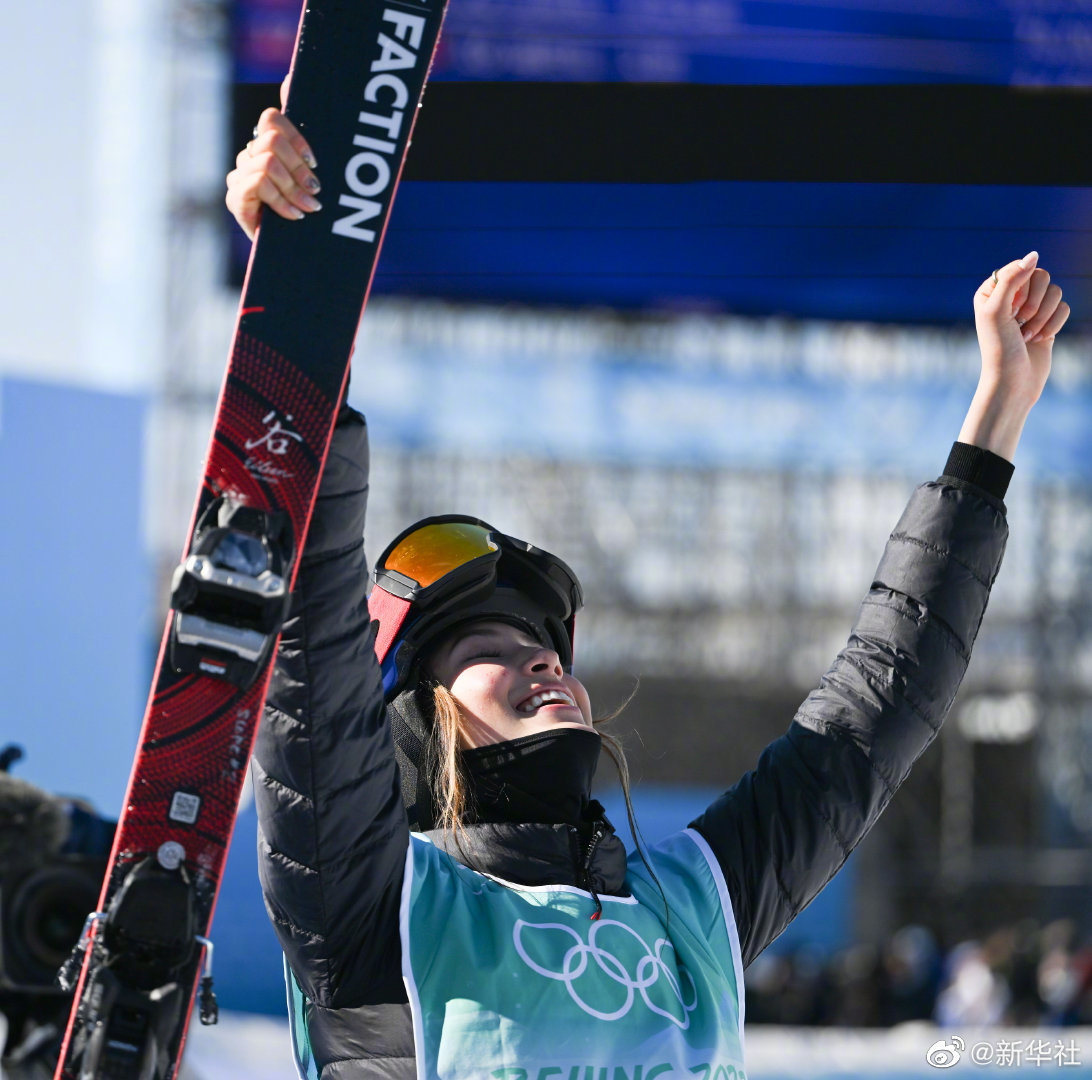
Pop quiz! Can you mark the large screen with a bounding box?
[233,0,1092,85]
[228,0,1092,329]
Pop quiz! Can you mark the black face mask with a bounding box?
[459,727,602,828]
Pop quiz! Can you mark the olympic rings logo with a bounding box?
[512,918,699,1028]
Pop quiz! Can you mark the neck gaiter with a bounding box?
[459,727,602,828]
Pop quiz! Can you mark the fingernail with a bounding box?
[305,175,321,193]
[290,207,305,220]
[1020,250,1039,269]
[301,194,322,212]
[1022,327,1035,342]
[303,151,317,168]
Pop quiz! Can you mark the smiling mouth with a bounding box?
[517,689,577,715]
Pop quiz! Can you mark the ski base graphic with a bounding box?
[54,1,448,1076]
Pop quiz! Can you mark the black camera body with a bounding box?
[0,749,115,1008]
[1,851,109,994]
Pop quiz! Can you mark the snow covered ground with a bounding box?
[180,1014,1092,1080]
[180,1012,298,1080]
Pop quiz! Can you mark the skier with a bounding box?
[227,109,1070,1078]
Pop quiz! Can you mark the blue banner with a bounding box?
[0,378,150,815]
[354,328,1092,480]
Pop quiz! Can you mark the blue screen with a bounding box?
[233,0,1092,86]
[371,182,1092,331]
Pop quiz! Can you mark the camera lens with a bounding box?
[4,862,103,987]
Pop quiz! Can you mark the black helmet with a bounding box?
[367,515,583,828]
[369,515,582,700]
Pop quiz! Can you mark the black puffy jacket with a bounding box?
[253,407,1009,1077]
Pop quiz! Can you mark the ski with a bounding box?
[53,1,447,1076]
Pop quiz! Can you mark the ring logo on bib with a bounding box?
[513,918,699,1029]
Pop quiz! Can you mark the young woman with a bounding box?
[228,110,1070,1079]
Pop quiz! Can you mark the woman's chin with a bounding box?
[526,716,594,736]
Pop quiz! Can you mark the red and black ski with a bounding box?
[54,2,447,1076]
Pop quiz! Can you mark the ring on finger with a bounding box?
[252,124,261,138]
[992,269,999,285]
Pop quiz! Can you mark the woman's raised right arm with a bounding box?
[229,113,411,1007]
[252,407,411,1009]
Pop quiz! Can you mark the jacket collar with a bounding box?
[422,819,629,897]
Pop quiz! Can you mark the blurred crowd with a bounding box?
[746,921,1092,1028]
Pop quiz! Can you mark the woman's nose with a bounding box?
[526,647,564,678]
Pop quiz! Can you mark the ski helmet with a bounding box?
[367,515,583,828]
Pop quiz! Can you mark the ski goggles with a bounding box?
[368,515,582,701]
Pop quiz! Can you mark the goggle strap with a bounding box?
[368,587,412,662]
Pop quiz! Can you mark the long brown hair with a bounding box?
[429,681,474,841]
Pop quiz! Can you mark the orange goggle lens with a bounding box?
[382,522,498,588]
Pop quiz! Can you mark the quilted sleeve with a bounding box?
[690,480,1008,968]
[253,406,410,1008]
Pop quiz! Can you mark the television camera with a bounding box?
[0,745,115,1076]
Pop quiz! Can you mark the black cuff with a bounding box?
[940,442,1014,502]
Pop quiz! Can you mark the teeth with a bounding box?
[520,689,576,714]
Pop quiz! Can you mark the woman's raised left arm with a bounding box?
[690,255,1069,968]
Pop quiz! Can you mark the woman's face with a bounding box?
[427,619,593,748]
